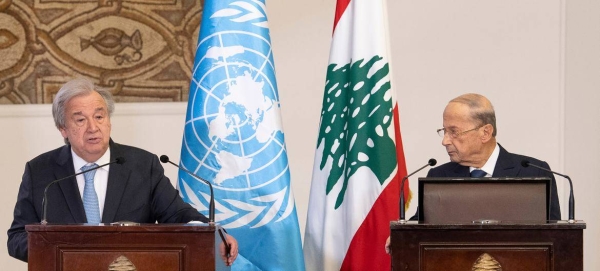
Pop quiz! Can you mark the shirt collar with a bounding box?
[71,148,111,172]
[470,143,500,176]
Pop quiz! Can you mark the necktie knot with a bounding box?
[470,169,487,178]
[81,163,97,172]
[81,163,101,224]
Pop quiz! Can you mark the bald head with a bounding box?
[448,93,497,137]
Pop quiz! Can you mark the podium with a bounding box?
[26,223,229,271]
[390,221,585,271]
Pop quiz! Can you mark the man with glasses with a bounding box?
[385,93,561,254]
[420,93,561,220]
[423,93,560,221]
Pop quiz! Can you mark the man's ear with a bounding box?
[59,127,68,140]
[481,124,493,143]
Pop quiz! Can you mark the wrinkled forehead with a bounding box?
[443,102,475,127]
[65,92,108,114]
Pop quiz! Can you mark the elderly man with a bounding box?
[385,93,561,254]
[7,78,238,265]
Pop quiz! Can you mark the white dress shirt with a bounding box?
[469,143,500,177]
[71,149,111,219]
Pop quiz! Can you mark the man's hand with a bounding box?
[385,236,391,254]
[219,233,238,266]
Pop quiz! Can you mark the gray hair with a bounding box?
[52,78,115,143]
[449,93,497,137]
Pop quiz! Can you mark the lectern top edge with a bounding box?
[25,223,219,233]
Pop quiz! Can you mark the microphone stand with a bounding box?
[522,161,575,223]
[399,159,436,223]
[160,155,227,255]
[160,156,215,224]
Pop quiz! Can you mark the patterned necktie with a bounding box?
[470,169,487,178]
[81,163,101,224]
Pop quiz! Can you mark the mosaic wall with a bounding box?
[0,0,203,104]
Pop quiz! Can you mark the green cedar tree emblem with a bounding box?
[318,55,398,209]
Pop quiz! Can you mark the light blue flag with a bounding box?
[178,0,305,270]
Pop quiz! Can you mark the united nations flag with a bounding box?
[178,1,305,270]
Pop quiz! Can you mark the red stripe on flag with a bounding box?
[393,104,411,205]
[333,0,351,32]
[340,104,409,270]
[339,172,400,270]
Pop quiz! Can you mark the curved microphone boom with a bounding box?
[521,160,575,222]
[41,157,125,225]
[160,155,215,223]
[399,158,437,222]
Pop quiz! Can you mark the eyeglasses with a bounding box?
[437,125,483,138]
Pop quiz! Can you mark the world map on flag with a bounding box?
[180,26,295,228]
[178,1,305,269]
[185,43,286,190]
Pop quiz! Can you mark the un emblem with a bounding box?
[179,6,295,228]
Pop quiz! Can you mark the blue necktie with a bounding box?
[81,164,101,224]
[470,169,487,178]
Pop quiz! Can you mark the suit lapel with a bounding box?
[102,141,131,223]
[55,145,87,223]
[492,144,521,177]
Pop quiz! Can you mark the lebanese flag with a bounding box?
[303,0,410,270]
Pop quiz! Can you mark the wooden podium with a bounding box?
[390,221,585,271]
[26,223,230,271]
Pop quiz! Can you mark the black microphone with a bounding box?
[41,157,125,225]
[521,160,575,222]
[399,158,437,221]
[160,156,230,256]
[160,155,215,224]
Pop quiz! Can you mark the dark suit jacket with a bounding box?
[411,144,561,221]
[7,140,207,262]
